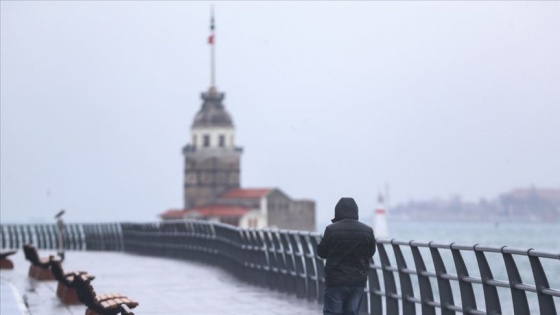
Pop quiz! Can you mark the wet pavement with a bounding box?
[0,250,323,314]
[1,277,30,315]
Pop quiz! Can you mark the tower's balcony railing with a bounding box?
[182,144,243,154]
[183,144,196,153]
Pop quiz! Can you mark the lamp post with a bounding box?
[55,209,65,260]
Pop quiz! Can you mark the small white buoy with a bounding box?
[374,193,389,238]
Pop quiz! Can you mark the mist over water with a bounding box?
[1,2,559,226]
[319,217,559,251]
[387,221,559,252]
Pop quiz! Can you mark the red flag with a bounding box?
[208,10,215,45]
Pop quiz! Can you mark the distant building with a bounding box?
[499,187,560,222]
[159,87,315,231]
[390,187,560,223]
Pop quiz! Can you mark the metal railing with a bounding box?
[0,223,123,251]
[1,220,558,315]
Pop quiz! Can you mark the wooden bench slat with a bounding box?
[72,272,139,314]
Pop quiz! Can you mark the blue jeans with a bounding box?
[323,285,364,315]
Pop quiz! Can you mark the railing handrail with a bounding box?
[1,221,558,315]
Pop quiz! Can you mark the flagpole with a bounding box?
[211,35,215,89]
[210,6,216,91]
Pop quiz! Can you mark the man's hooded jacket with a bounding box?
[317,197,376,286]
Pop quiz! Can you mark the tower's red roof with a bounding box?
[220,188,272,199]
[159,204,252,220]
[191,204,251,217]
[159,209,188,220]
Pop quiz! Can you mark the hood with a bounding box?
[331,197,359,222]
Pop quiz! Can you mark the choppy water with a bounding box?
[368,221,560,314]
[387,221,559,252]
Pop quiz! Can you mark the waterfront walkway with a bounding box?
[0,250,323,315]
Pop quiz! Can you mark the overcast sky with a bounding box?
[1,1,559,226]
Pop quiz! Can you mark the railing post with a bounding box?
[263,230,279,290]
[62,223,71,250]
[254,229,269,288]
[13,225,21,248]
[272,230,289,294]
[392,240,416,315]
[23,225,34,246]
[35,224,45,249]
[240,229,254,285]
[47,224,57,250]
[0,224,6,249]
[528,249,557,315]
[308,233,326,304]
[367,255,383,315]
[184,221,195,260]
[410,242,436,315]
[429,242,456,315]
[299,232,319,302]
[501,247,530,315]
[288,231,307,299]
[377,241,399,315]
[280,231,298,296]
[239,229,250,283]
[450,244,478,313]
[473,245,502,314]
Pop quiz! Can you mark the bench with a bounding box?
[49,257,95,304]
[23,243,61,280]
[0,249,17,269]
[73,273,139,315]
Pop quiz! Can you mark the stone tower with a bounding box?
[182,87,243,209]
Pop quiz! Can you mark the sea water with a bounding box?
[387,221,559,252]
[367,221,560,314]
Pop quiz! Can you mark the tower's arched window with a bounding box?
[219,135,225,147]
[203,134,210,147]
[192,135,197,147]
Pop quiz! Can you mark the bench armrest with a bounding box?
[0,250,17,258]
[120,304,135,315]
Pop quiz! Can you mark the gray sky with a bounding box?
[1,1,559,226]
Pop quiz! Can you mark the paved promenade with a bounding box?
[1,250,323,314]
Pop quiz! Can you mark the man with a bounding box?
[317,197,376,315]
